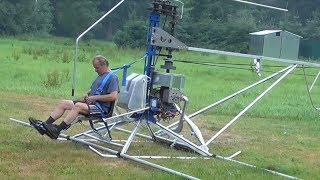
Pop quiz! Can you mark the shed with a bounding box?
[249,30,302,60]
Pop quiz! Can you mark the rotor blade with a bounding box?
[232,0,288,12]
[187,47,320,68]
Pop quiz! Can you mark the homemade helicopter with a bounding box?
[11,0,320,179]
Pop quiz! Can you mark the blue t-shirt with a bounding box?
[90,72,119,110]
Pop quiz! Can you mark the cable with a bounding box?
[175,59,252,71]
[302,66,320,112]
[112,55,146,71]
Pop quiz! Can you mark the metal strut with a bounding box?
[156,65,295,133]
[206,64,298,146]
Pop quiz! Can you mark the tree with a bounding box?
[279,13,303,37]
[52,0,101,38]
[29,0,53,34]
[98,0,147,40]
[303,10,320,40]
[113,20,147,48]
[0,0,53,35]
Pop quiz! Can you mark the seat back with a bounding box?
[117,73,148,110]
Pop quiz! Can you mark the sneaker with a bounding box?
[29,117,46,135]
[42,122,60,139]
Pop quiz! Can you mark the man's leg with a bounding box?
[43,102,90,139]
[47,100,75,124]
[29,100,75,135]
[62,102,89,125]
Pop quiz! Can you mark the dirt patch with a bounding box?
[18,160,46,177]
[1,91,59,111]
[0,91,60,120]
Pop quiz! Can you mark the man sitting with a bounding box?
[29,55,119,139]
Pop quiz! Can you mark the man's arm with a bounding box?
[86,91,118,104]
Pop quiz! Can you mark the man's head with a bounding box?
[92,55,109,75]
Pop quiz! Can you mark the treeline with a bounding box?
[0,0,147,39]
[1,0,320,52]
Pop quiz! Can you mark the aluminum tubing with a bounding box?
[64,135,199,180]
[159,65,294,133]
[205,64,297,146]
[188,47,320,68]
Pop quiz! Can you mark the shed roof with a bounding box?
[250,30,281,35]
[250,30,303,38]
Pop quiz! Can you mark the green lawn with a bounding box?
[0,37,319,179]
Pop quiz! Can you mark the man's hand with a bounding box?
[85,96,97,104]
[82,95,89,103]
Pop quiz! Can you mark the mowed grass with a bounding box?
[0,36,319,179]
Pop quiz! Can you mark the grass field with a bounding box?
[0,36,319,179]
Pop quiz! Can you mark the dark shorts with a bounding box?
[89,105,103,115]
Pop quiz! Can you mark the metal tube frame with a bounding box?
[187,47,320,68]
[101,107,150,122]
[309,70,320,92]
[232,0,288,12]
[174,96,188,133]
[10,114,298,179]
[66,134,200,180]
[157,65,294,133]
[206,65,298,146]
[155,122,212,156]
[88,145,297,179]
[173,103,207,148]
[189,66,294,119]
[82,133,124,147]
[72,120,127,138]
[72,0,125,97]
[121,120,141,154]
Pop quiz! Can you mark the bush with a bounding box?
[113,20,147,48]
[43,70,60,88]
[12,49,21,61]
[78,50,87,62]
[22,46,50,60]
[61,51,71,63]
[22,47,33,55]
[43,69,70,88]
